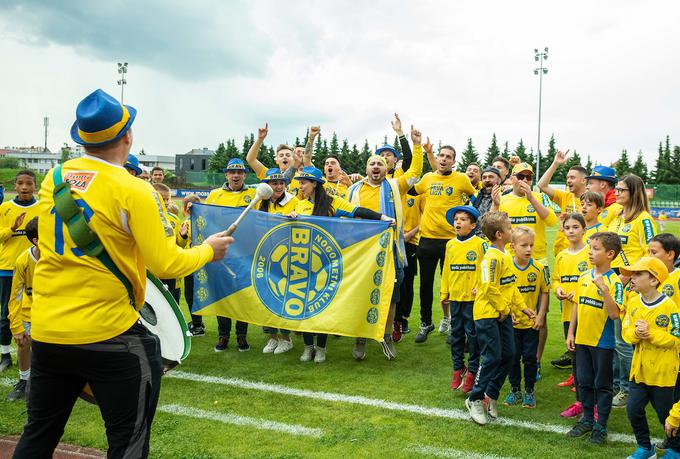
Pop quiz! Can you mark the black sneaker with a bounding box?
[567,419,593,438]
[588,423,607,445]
[657,438,669,452]
[550,352,572,369]
[7,379,27,401]
[414,323,435,343]
[214,337,228,352]
[402,318,410,334]
[237,336,250,352]
[188,323,205,337]
[0,353,12,372]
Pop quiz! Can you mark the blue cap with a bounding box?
[446,205,481,227]
[262,168,289,184]
[586,165,617,183]
[124,154,143,176]
[376,144,400,160]
[71,89,137,147]
[223,158,247,173]
[296,166,325,184]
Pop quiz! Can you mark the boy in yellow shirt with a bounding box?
[648,234,680,308]
[440,206,487,393]
[566,232,624,445]
[621,257,680,459]
[466,211,524,425]
[504,226,549,409]
[6,217,39,401]
[581,191,605,243]
[0,170,39,372]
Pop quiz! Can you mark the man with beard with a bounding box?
[471,166,502,220]
[466,163,483,191]
[348,125,423,360]
[322,155,352,199]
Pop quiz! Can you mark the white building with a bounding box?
[137,154,176,172]
[0,147,61,174]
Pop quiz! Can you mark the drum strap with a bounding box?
[52,165,136,308]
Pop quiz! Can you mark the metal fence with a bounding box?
[182,171,260,187]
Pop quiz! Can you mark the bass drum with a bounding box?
[80,272,192,404]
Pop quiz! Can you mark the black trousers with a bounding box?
[627,380,680,450]
[160,278,181,304]
[0,275,12,347]
[416,237,448,326]
[509,327,539,392]
[13,322,162,459]
[183,275,203,327]
[575,344,614,427]
[396,242,418,322]
[217,317,248,338]
[303,333,328,348]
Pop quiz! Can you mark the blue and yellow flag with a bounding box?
[190,204,395,341]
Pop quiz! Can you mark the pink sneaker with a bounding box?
[560,401,583,418]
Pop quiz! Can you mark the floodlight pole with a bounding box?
[534,47,548,180]
[117,62,128,104]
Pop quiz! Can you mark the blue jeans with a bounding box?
[450,301,478,374]
[508,327,539,392]
[614,318,633,393]
[469,317,515,401]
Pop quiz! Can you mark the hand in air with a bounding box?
[423,136,433,155]
[257,123,269,141]
[390,113,403,135]
[410,125,422,146]
[553,149,570,166]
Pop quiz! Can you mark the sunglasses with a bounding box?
[515,173,533,182]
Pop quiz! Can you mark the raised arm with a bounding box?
[537,149,570,200]
[303,126,320,167]
[423,137,438,171]
[397,125,423,194]
[245,123,269,178]
[392,114,412,172]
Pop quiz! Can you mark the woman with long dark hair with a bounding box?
[289,167,394,363]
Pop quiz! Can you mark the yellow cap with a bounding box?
[512,162,534,175]
[620,257,669,284]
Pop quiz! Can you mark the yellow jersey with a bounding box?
[440,235,488,302]
[33,156,214,345]
[659,213,668,221]
[474,246,515,320]
[660,269,680,308]
[0,198,40,272]
[8,246,38,334]
[295,195,356,217]
[553,246,590,322]
[584,222,604,244]
[552,189,581,256]
[574,269,624,349]
[499,192,558,260]
[512,258,551,329]
[324,181,349,200]
[257,168,302,197]
[403,195,422,246]
[206,185,256,207]
[599,202,623,227]
[609,211,656,268]
[414,171,476,239]
[622,293,680,387]
[260,192,299,215]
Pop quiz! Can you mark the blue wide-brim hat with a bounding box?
[446,205,480,227]
[376,144,400,160]
[223,158,247,173]
[586,165,617,183]
[124,153,143,176]
[262,168,289,184]
[297,166,325,184]
[71,89,137,147]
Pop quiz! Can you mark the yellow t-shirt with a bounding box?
[261,193,299,215]
[440,235,488,302]
[0,198,40,271]
[206,186,256,207]
[622,293,680,387]
[403,195,422,246]
[474,246,515,320]
[324,181,349,200]
[257,168,302,197]
[295,195,357,217]
[584,222,604,244]
[499,192,558,260]
[552,189,581,256]
[609,211,656,268]
[8,246,37,334]
[414,171,475,239]
[553,246,590,322]
[512,258,551,329]
[599,202,623,227]
[574,269,624,349]
[32,156,214,345]
[660,269,680,308]
[659,213,668,221]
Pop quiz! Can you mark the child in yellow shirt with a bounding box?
[581,191,604,244]
[621,257,680,459]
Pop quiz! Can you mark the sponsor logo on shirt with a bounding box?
[621,224,631,233]
[430,183,444,196]
[527,272,537,283]
[526,204,535,213]
[407,198,414,207]
[518,285,536,293]
[445,186,454,196]
[578,261,588,272]
[510,216,537,224]
[580,296,604,308]
[642,219,654,243]
[466,250,478,262]
[561,275,580,283]
[656,314,670,328]
[63,171,97,192]
[450,264,476,271]
[500,274,516,285]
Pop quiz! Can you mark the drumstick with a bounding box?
[223,183,273,236]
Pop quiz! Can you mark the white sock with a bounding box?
[19,369,30,380]
[1,345,10,354]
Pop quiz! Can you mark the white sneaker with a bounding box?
[274,338,293,354]
[262,338,279,354]
[438,317,451,334]
[465,398,488,425]
[612,390,628,408]
[486,397,498,420]
[314,346,326,363]
[300,345,314,362]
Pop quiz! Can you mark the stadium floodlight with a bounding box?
[533,47,549,179]
[117,62,128,104]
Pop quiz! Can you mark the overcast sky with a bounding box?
[1,0,678,168]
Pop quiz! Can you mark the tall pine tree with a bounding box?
[544,134,558,180]
[631,150,649,182]
[615,149,632,176]
[457,138,480,172]
[484,133,501,166]
[208,142,229,172]
[514,139,527,162]
[502,141,510,159]
[670,146,680,184]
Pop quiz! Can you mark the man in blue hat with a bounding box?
[124,153,143,176]
[13,89,233,458]
[205,158,254,352]
[586,165,622,228]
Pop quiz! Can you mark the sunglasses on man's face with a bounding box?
[515,173,533,182]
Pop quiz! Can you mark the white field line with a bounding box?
[168,370,643,444]
[158,404,323,438]
[408,444,517,459]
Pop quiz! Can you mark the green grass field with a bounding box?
[0,203,678,458]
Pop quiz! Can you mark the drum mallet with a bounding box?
[223,183,274,236]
